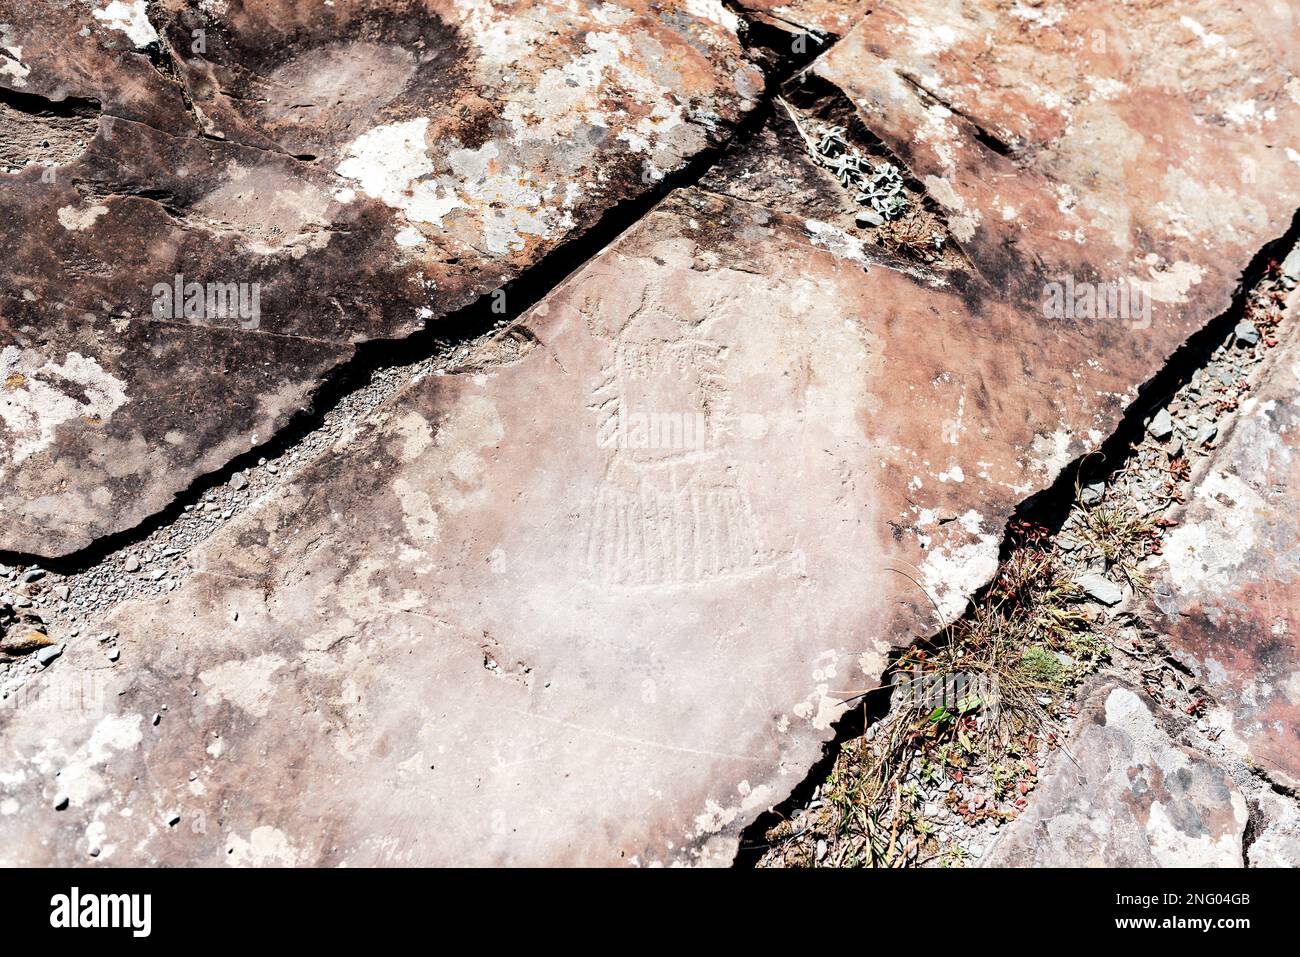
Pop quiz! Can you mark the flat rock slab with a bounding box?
[5,0,1300,864]
[1142,314,1300,789]
[0,190,904,866]
[733,0,866,38]
[0,178,1277,865]
[985,679,1248,867]
[1250,791,1300,868]
[814,0,1300,313]
[0,0,761,557]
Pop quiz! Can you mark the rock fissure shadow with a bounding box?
[734,204,1300,867]
[0,13,823,573]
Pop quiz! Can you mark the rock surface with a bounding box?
[1143,316,1300,789]
[733,0,866,38]
[0,190,905,866]
[814,0,1300,313]
[0,0,762,557]
[2,0,1300,868]
[984,680,1248,867]
[1250,791,1300,868]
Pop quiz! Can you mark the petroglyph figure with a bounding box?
[579,299,787,587]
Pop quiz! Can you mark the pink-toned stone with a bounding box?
[814,0,1300,313]
[0,177,1276,865]
[1,190,904,866]
[4,0,1300,866]
[733,0,867,37]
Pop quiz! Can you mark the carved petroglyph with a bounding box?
[578,296,789,587]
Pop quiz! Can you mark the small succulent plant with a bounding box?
[806,121,910,224]
[776,100,912,231]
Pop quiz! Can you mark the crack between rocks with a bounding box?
[775,71,985,282]
[1241,766,1300,866]
[0,85,102,119]
[93,109,314,167]
[6,13,1296,866]
[1251,766,1300,802]
[0,16,829,575]
[145,27,314,164]
[893,70,1018,161]
[733,204,1300,867]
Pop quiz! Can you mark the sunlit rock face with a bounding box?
[1142,321,1300,791]
[2,0,1300,869]
[985,680,1249,868]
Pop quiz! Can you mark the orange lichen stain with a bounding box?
[4,373,25,390]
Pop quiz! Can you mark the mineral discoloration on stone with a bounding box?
[732,0,866,38]
[2,169,1288,863]
[4,0,1300,868]
[0,190,904,866]
[1143,313,1300,789]
[754,0,1300,607]
[160,0,762,247]
[984,680,1249,867]
[815,0,1300,312]
[0,0,760,557]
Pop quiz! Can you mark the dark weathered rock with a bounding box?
[1143,311,1300,789]
[698,100,862,229]
[0,0,762,557]
[984,679,1248,867]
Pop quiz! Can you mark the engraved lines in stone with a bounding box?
[581,469,780,586]
[578,297,784,588]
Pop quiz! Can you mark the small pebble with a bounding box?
[1234,321,1260,346]
[1147,409,1174,440]
[855,208,885,228]
[1080,481,1105,506]
[1075,573,1123,606]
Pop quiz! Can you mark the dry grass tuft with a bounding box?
[786,521,1106,867]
